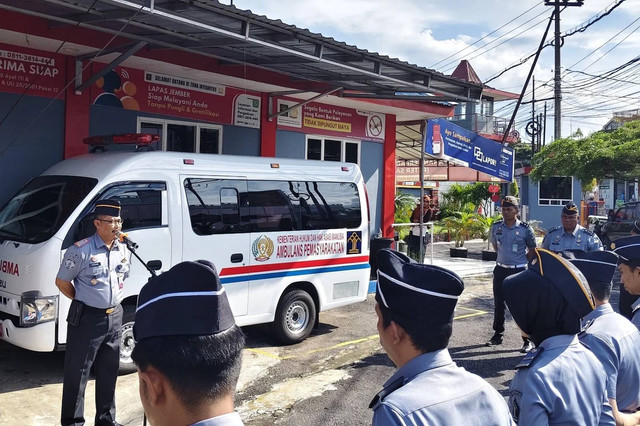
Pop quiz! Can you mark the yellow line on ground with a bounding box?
[246,306,488,360]
[246,348,285,360]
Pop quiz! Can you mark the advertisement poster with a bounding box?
[425,118,514,182]
[91,65,261,128]
[276,98,385,141]
[0,43,65,99]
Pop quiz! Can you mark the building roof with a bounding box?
[451,60,518,101]
[1,0,483,103]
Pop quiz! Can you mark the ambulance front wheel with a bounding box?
[118,305,137,374]
[273,289,316,344]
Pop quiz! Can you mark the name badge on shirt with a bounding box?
[512,243,519,253]
[89,262,100,267]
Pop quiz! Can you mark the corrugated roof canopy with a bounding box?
[2,0,483,103]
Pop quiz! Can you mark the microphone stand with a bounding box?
[121,239,154,426]
[124,240,156,278]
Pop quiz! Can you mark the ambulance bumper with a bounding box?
[0,319,56,352]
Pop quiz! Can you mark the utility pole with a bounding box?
[545,0,584,141]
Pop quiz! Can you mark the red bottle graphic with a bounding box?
[432,123,442,155]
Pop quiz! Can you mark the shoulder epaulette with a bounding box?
[547,225,562,233]
[74,238,90,248]
[520,221,530,228]
[582,228,595,236]
[493,220,504,226]
[515,347,543,369]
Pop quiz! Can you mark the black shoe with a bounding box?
[486,334,503,346]
[520,339,534,353]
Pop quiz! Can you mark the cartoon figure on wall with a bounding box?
[93,69,140,110]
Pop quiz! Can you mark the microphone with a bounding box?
[118,232,139,249]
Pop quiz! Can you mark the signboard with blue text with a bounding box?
[425,118,514,182]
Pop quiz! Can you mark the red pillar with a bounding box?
[260,93,277,157]
[63,57,90,159]
[382,114,396,238]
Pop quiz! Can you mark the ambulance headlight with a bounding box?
[20,291,58,327]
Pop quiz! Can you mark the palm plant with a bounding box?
[475,213,502,251]
[439,209,480,248]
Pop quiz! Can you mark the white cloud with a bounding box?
[233,0,638,136]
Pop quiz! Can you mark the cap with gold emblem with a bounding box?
[502,196,518,208]
[562,201,579,216]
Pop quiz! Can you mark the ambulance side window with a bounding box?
[184,178,249,235]
[99,183,165,231]
[67,182,165,247]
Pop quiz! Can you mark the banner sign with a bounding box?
[425,118,514,182]
[0,43,65,99]
[90,65,261,128]
[248,230,363,264]
[276,98,385,141]
[395,165,448,185]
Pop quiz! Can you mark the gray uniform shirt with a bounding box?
[541,225,603,252]
[57,233,130,308]
[490,219,536,266]
[632,300,640,331]
[508,334,614,425]
[191,412,244,426]
[371,349,514,425]
[580,304,640,412]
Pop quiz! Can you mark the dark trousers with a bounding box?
[407,233,428,262]
[492,265,525,334]
[61,304,123,426]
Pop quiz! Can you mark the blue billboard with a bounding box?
[425,118,514,182]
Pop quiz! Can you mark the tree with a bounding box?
[530,119,640,184]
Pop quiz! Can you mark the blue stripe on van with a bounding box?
[219,262,370,284]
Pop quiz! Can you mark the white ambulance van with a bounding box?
[0,150,370,371]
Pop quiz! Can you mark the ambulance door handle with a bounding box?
[230,253,243,263]
[148,260,162,271]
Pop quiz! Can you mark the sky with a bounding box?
[228,0,639,141]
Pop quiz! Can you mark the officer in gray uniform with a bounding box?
[565,250,640,425]
[612,235,640,330]
[487,196,536,352]
[55,199,130,426]
[503,248,614,425]
[542,201,603,252]
[370,249,514,426]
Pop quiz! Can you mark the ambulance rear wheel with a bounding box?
[118,305,137,375]
[273,289,316,344]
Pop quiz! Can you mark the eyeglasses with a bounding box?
[97,218,123,226]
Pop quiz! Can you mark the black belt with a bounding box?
[496,262,526,269]
[82,303,119,314]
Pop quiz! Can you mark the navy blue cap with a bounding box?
[611,235,640,262]
[632,220,640,235]
[375,249,463,326]
[567,250,619,292]
[134,260,235,342]
[526,248,594,316]
[501,196,518,208]
[503,248,594,344]
[562,201,579,216]
[94,199,121,217]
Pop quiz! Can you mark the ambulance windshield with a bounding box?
[0,176,97,244]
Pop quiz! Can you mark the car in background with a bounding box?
[599,201,640,247]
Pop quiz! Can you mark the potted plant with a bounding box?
[439,209,479,258]
[475,213,501,261]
